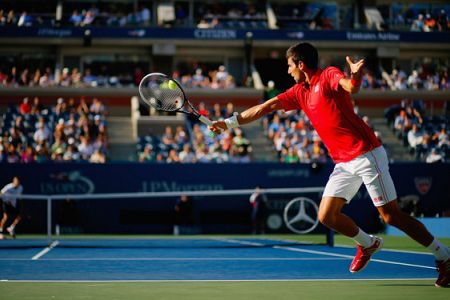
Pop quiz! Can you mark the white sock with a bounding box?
[8,225,15,230]
[352,228,373,247]
[0,227,3,232]
[427,239,450,261]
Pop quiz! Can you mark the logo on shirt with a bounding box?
[373,196,383,204]
[314,85,319,93]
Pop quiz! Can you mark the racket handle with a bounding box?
[198,115,219,137]
[198,115,213,126]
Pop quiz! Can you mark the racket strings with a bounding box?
[140,76,185,111]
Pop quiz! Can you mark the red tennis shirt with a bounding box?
[277,67,381,163]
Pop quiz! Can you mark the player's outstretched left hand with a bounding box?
[346,56,365,78]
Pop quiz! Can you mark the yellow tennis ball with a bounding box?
[168,80,177,90]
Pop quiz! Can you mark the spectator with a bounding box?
[411,14,425,31]
[231,128,252,162]
[139,5,151,26]
[173,195,194,235]
[424,14,436,32]
[69,9,83,26]
[249,186,268,234]
[5,10,16,26]
[77,135,94,160]
[426,148,444,163]
[89,149,106,163]
[138,144,155,162]
[407,124,425,151]
[264,80,281,101]
[179,143,196,163]
[19,98,31,115]
[17,11,32,27]
[437,10,449,32]
[81,11,95,26]
[33,120,51,144]
[21,145,35,163]
[166,148,180,163]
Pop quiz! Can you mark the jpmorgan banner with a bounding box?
[1,163,449,233]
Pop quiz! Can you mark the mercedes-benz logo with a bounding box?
[283,197,319,234]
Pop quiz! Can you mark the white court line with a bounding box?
[210,238,265,247]
[0,278,435,283]
[261,238,434,256]
[31,241,59,260]
[274,246,436,270]
[0,257,348,261]
[215,238,435,270]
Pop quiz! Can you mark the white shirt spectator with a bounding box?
[426,149,444,163]
[78,137,94,160]
[140,7,151,24]
[1,182,23,207]
[33,124,51,142]
[179,146,197,163]
[216,65,229,81]
[407,125,424,148]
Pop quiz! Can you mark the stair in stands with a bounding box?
[371,118,414,162]
[244,120,278,162]
[106,116,136,161]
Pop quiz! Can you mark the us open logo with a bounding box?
[414,177,432,195]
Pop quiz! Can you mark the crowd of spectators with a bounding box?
[0,97,108,163]
[391,7,450,32]
[0,4,151,28]
[0,64,241,89]
[137,102,252,164]
[173,65,237,89]
[385,99,449,163]
[195,1,267,29]
[263,110,328,164]
[360,65,450,91]
[0,65,142,88]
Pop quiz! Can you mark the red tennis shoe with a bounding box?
[435,258,450,288]
[350,236,383,273]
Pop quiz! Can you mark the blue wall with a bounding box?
[0,163,448,234]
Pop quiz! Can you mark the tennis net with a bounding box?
[0,187,334,248]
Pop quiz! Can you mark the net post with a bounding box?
[326,228,335,247]
[47,196,52,244]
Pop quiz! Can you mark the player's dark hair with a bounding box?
[286,42,318,70]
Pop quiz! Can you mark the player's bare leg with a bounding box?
[318,197,358,237]
[7,215,21,238]
[378,200,450,287]
[0,213,8,239]
[319,196,383,273]
[377,200,433,246]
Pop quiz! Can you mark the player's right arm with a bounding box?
[209,97,283,134]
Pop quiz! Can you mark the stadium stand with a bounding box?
[386,99,449,162]
[0,96,108,163]
[0,0,449,164]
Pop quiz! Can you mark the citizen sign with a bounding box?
[194,29,237,39]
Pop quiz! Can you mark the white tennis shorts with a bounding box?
[323,146,397,207]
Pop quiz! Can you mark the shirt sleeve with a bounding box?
[326,67,346,92]
[1,183,11,194]
[277,85,302,112]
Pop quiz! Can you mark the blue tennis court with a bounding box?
[0,237,437,281]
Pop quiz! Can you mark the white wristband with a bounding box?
[224,114,240,129]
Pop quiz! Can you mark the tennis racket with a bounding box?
[138,72,214,128]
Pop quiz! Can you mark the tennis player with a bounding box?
[0,176,23,239]
[210,42,449,287]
